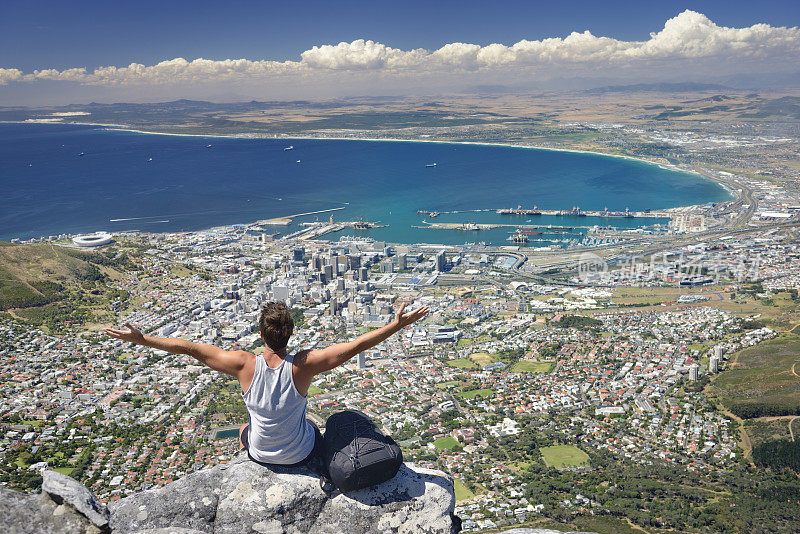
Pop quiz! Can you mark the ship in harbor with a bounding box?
[429,211,440,218]
[497,205,542,216]
[508,229,529,243]
[425,163,437,167]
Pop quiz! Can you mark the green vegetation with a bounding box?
[553,315,603,329]
[753,439,800,472]
[456,388,493,399]
[205,379,247,425]
[446,358,478,369]
[0,243,133,331]
[539,445,590,468]
[307,385,322,396]
[511,360,556,373]
[711,334,800,419]
[468,352,494,366]
[432,436,461,450]
[52,467,74,476]
[453,478,475,501]
[290,307,306,327]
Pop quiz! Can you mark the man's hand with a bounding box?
[392,303,430,329]
[103,322,146,344]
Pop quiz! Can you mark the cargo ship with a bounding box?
[497,205,542,216]
[508,229,529,243]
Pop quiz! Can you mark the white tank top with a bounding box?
[241,352,315,464]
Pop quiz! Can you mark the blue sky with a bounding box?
[2,0,798,70]
[1,1,799,105]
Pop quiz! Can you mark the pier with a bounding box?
[496,206,671,218]
[414,222,594,231]
[258,206,346,226]
[283,218,387,241]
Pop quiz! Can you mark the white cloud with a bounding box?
[1,11,798,88]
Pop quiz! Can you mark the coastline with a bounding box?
[6,119,722,194]
[105,126,701,179]
[104,125,736,208]
[1,121,735,244]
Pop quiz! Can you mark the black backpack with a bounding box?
[322,410,403,493]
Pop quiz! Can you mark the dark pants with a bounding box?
[241,418,326,475]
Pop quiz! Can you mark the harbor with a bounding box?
[274,204,677,247]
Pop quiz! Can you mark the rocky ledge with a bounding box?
[0,454,459,534]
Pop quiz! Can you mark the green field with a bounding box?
[469,352,495,366]
[457,388,494,399]
[307,385,322,396]
[52,467,74,476]
[453,478,475,501]
[511,360,555,373]
[447,358,478,369]
[433,436,461,450]
[540,445,590,468]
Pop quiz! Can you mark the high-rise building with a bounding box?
[435,250,447,272]
[689,363,699,382]
[359,267,369,281]
[713,345,724,360]
[337,256,348,275]
[709,356,719,374]
[357,352,367,369]
[397,253,407,271]
[293,247,305,263]
[272,284,290,301]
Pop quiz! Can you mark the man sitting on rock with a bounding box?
[104,300,428,472]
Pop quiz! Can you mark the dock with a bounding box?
[259,206,346,226]
[282,219,387,241]
[415,222,594,231]
[496,206,670,218]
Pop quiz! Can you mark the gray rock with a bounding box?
[213,458,457,534]
[42,470,110,530]
[1,454,459,534]
[0,486,103,534]
[501,529,597,534]
[107,464,223,533]
[130,529,208,534]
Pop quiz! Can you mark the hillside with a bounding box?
[0,242,135,332]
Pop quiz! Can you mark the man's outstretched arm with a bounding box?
[104,323,248,377]
[296,304,429,378]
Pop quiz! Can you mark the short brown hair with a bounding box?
[259,301,294,351]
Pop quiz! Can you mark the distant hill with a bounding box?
[585,82,729,94]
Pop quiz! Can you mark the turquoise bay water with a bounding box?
[0,123,730,246]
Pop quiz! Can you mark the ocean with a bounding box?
[0,123,731,246]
